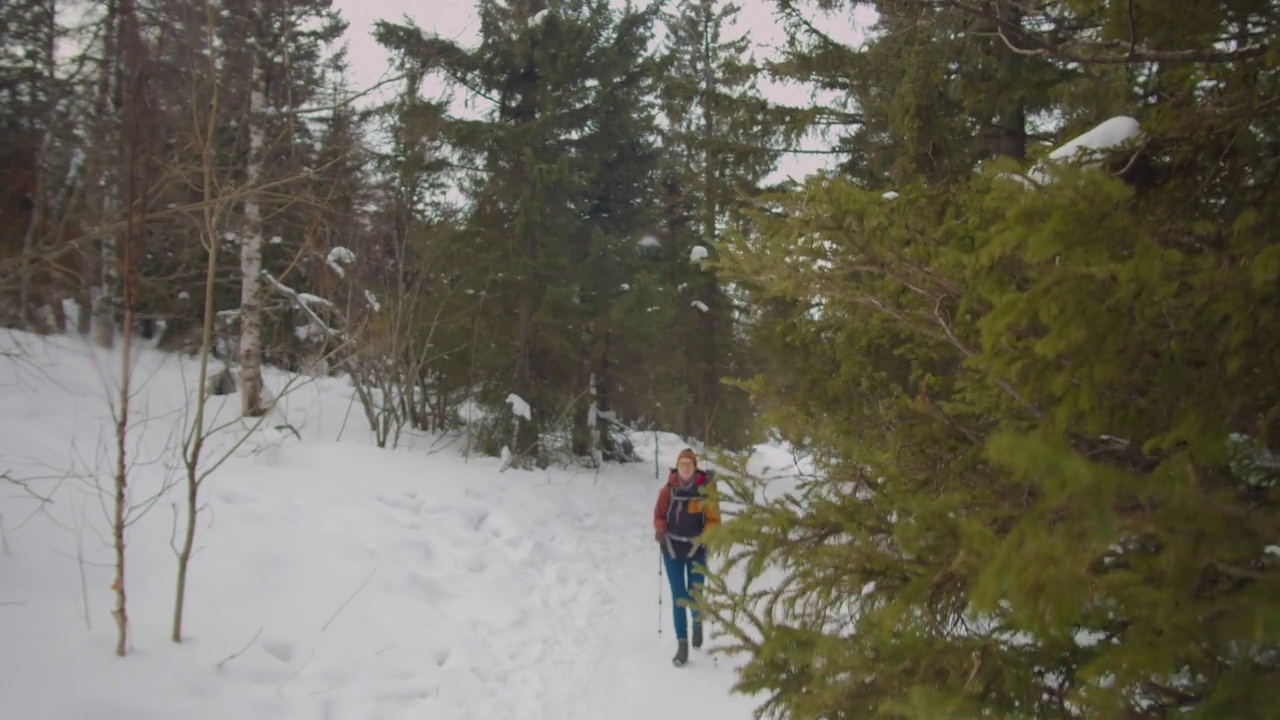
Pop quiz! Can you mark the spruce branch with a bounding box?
[942,0,1271,64]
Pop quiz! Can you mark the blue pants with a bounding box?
[662,546,706,639]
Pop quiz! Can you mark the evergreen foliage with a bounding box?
[703,1,1280,718]
[377,0,664,466]
[655,0,777,449]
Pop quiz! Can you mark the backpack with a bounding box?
[665,469,715,543]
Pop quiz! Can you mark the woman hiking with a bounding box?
[653,447,720,667]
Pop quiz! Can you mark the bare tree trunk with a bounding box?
[20,132,52,329]
[995,0,1028,162]
[111,364,129,657]
[95,222,119,347]
[78,247,94,336]
[239,31,267,417]
[587,371,601,466]
[515,242,538,461]
[94,0,121,349]
[111,0,151,655]
[174,0,224,642]
[17,0,58,330]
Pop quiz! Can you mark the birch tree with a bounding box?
[91,0,122,349]
[234,2,268,416]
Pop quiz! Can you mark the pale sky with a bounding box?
[329,0,873,182]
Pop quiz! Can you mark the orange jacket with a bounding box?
[654,469,721,537]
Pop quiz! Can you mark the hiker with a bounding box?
[653,447,721,667]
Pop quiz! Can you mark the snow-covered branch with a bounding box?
[261,271,348,342]
[327,246,356,278]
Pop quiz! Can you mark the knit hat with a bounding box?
[676,448,697,467]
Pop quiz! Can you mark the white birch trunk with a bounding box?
[238,48,267,417]
[93,0,119,349]
[94,184,118,347]
[588,372,602,467]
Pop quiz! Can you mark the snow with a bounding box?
[364,290,381,313]
[0,330,778,719]
[619,283,630,291]
[1012,116,1143,186]
[881,190,899,200]
[327,246,357,278]
[296,292,329,308]
[505,392,532,421]
[1046,116,1140,162]
[638,235,661,249]
[691,300,709,313]
[66,148,85,180]
[690,245,709,263]
[529,8,550,26]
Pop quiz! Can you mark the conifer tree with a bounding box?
[772,0,1068,185]
[656,0,774,448]
[705,2,1280,718]
[377,0,661,466]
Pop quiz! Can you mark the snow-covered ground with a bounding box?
[0,330,802,719]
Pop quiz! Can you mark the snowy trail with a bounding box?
[551,465,761,720]
[0,333,771,720]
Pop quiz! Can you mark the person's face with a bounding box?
[677,458,695,480]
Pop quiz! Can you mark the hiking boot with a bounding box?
[672,639,689,667]
[692,623,703,649]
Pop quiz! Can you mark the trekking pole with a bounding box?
[657,552,663,637]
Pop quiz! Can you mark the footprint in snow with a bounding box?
[217,490,255,506]
[259,637,295,663]
[460,507,489,531]
[407,572,453,601]
[377,493,433,514]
